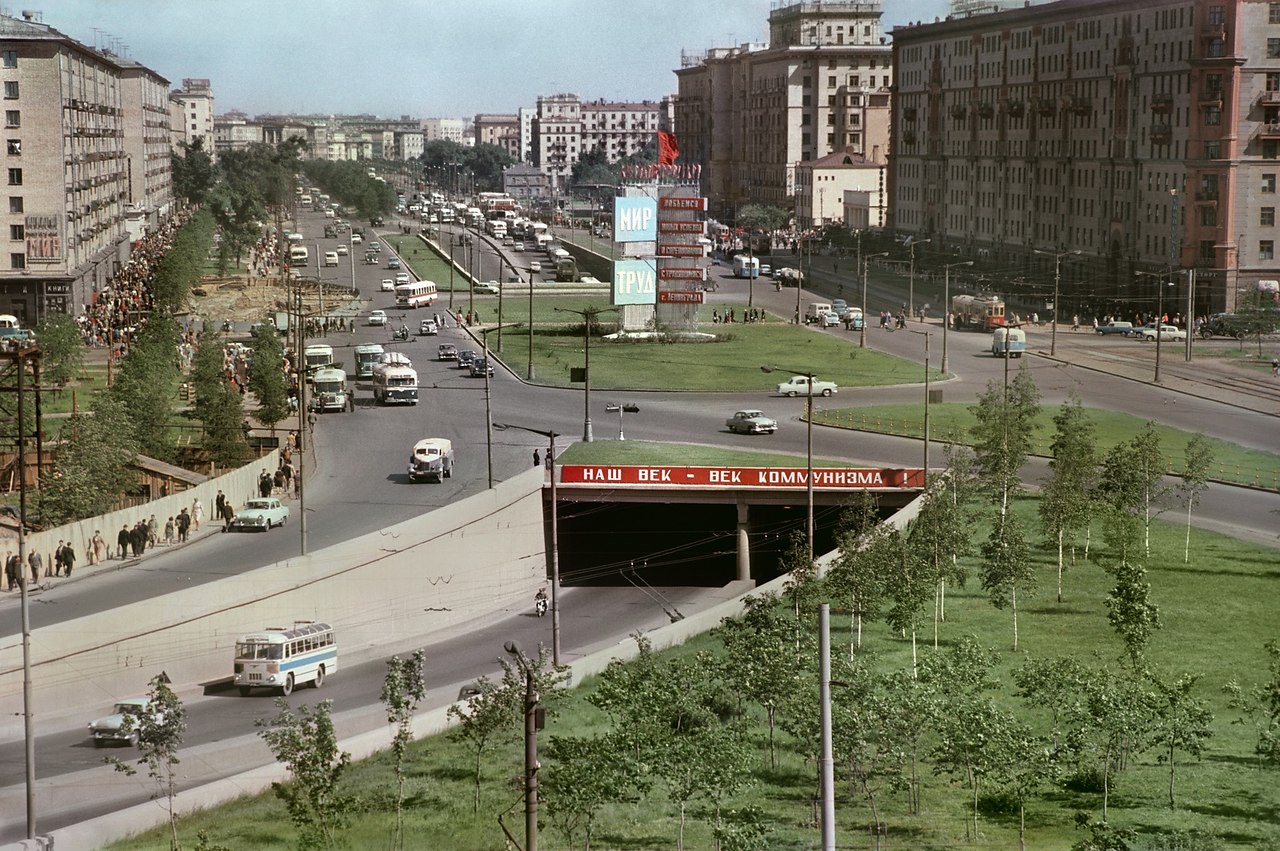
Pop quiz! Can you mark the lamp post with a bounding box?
[526,267,535,381]
[908,238,931,319]
[493,424,561,665]
[940,260,975,374]
[554,305,619,442]
[604,402,639,440]
[904,328,932,475]
[1034,249,1082,356]
[860,252,890,348]
[760,365,815,566]
[1135,270,1177,383]
[503,640,539,851]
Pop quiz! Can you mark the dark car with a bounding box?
[1200,313,1247,339]
[469,357,494,378]
[456,350,478,369]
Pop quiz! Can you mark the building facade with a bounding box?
[531,94,666,192]
[674,1,894,223]
[421,117,465,145]
[795,148,886,227]
[890,0,1278,314]
[170,77,214,160]
[118,58,175,239]
[474,113,520,159]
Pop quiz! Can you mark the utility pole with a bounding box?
[553,305,618,442]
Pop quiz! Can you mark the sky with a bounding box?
[40,0,950,118]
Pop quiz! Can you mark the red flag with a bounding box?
[658,130,680,165]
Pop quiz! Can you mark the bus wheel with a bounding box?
[238,686,251,697]
[280,674,294,697]
[313,666,325,689]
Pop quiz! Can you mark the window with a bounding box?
[1,51,14,68]
[1271,2,1280,23]
[3,110,17,128]
[828,75,836,87]
[1264,173,1277,193]
[1199,206,1218,226]
[3,82,16,99]
[1199,240,1216,263]
[9,252,23,269]
[1261,240,1275,261]
[8,223,21,240]
[1269,38,1280,58]
[6,168,19,186]
[6,140,18,156]
[1266,140,1280,160]
[1262,207,1276,226]
[1205,140,1221,158]
[1209,5,1226,25]
[1204,106,1221,125]
[8,196,21,213]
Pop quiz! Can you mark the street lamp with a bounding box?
[759,364,815,566]
[503,640,540,851]
[908,238,931,319]
[903,328,932,475]
[1135,271,1177,383]
[603,402,639,440]
[940,260,975,373]
[860,252,890,348]
[492,423,561,665]
[1034,249,1082,356]
[554,305,619,442]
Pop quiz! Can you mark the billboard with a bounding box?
[613,258,657,305]
[613,197,658,243]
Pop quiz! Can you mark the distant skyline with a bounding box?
[40,0,950,119]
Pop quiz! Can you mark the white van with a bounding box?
[323,251,339,267]
[805,302,834,325]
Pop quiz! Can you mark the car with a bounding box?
[437,343,458,360]
[1134,323,1187,342]
[473,281,500,294]
[88,697,161,747]
[369,310,388,326]
[1200,313,1247,339]
[419,319,438,336]
[513,241,525,252]
[529,261,542,274]
[469,357,495,378]
[456,350,478,369]
[351,234,363,244]
[1094,321,1135,336]
[759,263,772,277]
[775,375,838,397]
[395,272,411,285]
[387,256,401,270]
[408,437,454,483]
[820,312,841,328]
[365,252,379,265]
[323,251,339,267]
[380,278,395,292]
[229,497,290,532]
[335,244,348,256]
[726,409,778,435]
[831,298,848,315]
[842,307,865,330]
[369,241,382,253]
[503,236,515,246]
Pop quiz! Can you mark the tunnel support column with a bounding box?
[735,497,751,582]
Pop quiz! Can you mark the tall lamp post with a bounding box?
[903,328,932,475]
[760,365,816,566]
[908,238,931,319]
[503,640,539,851]
[860,252,890,348]
[554,305,618,442]
[1135,270,1176,383]
[493,423,562,665]
[1034,249,1082,356]
[940,260,975,374]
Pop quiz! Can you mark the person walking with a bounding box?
[221,500,235,531]
[59,542,75,579]
[177,509,191,543]
[117,524,130,559]
[164,516,175,545]
[91,530,105,565]
[192,497,204,531]
[147,514,159,548]
[29,548,43,582]
[533,448,541,468]
[215,489,226,520]
[6,552,20,590]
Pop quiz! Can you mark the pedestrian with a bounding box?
[164,516,175,544]
[192,497,204,531]
[1273,358,1279,378]
[177,509,191,543]
[131,521,146,556]
[222,500,235,531]
[29,549,43,582]
[91,530,105,565]
[147,514,159,548]
[215,489,226,518]
[59,542,75,579]
[259,470,272,498]
[274,468,286,493]
[117,524,130,559]
[6,551,20,590]
[533,448,541,468]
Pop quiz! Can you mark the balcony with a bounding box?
[1068,96,1093,116]
[1152,94,1174,113]
[1200,89,1224,106]
[949,104,968,120]
[901,130,918,145]
[1200,21,1226,37]
[903,106,918,122]
[1036,99,1058,117]
[1006,99,1025,118]
[1259,90,1280,106]
[1195,188,1220,204]
[1256,122,1280,139]
[1151,124,1173,145]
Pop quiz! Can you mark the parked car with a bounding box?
[473,281,500,294]
[726,409,778,435]
[456,350,478,369]
[419,319,438,336]
[1135,323,1187,342]
[469,357,495,378]
[369,310,388,326]
[438,343,458,360]
[1094,321,1135,336]
[88,697,161,747]
[229,497,289,531]
[408,438,454,483]
[775,375,837,397]
[380,278,395,292]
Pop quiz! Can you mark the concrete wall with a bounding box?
[0,469,547,730]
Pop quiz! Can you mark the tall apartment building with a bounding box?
[0,11,173,322]
[474,113,520,159]
[674,1,893,222]
[890,0,1279,314]
[170,78,214,160]
[531,94,667,193]
[421,117,465,145]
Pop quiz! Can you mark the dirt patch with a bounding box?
[184,275,360,323]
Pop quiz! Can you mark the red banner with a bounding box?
[658,267,705,280]
[559,465,925,489]
[658,196,707,211]
[658,221,705,234]
[659,291,705,304]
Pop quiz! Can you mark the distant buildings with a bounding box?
[531,94,671,193]
[170,78,214,159]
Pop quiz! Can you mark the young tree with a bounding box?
[829,493,887,652]
[882,524,935,675]
[106,673,187,851]
[1063,667,1156,820]
[446,673,518,813]
[931,699,1016,842]
[33,313,84,391]
[935,442,979,627]
[248,324,291,434]
[380,651,427,850]
[1222,639,1280,767]
[543,732,645,851]
[1177,433,1214,563]
[1147,672,1213,809]
[256,698,353,850]
[969,364,1041,522]
[878,668,942,815]
[989,724,1059,851]
[980,509,1036,651]
[38,393,139,525]
[1040,392,1099,601]
[1106,561,1160,668]
[172,136,216,205]
[1126,422,1168,557]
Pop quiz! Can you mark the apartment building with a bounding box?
[474,113,520,159]
[170,78,214,160]
[890,0,1278,314]
[531,94,668,192]
[0,11,173,322]
[674,1,893,222]
[421,117,465,145]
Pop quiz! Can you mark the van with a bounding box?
[805,302,833,325]
[992,326,1026,358]
[323,251,339,267]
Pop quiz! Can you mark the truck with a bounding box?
[372,364,418,405]
[310,368,348,413]
[272,311,290,334]
[805,302,834,325]
[555,255,578,283]
[303,343,333,374]
[951,294,1007,330]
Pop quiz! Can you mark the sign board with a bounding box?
[613,258,657,305]
[658,221,705,234]
[658,267,705,281]
[658,197,707,212]
[559,465,926,490]
[25,214,62,262]
[656,244,705,257]
[613,197,658,243]
[659,290,704,304]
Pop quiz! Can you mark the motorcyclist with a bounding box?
[534,587,548,615]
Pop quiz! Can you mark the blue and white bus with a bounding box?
[234,621,337,696]
[733,254,761,279]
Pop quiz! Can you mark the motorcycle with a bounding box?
[534,595,548,617]
[221,320,232,333]
[392,326,409,342]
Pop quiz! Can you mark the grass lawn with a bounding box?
[106,496,1280,851]
[817,402,1280,491]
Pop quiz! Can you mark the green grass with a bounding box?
[105,497,1280,850]
[816,402,1280,491]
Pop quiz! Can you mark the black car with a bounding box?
[469,357,494,378]
[456,350,478,369]
[1200,313,1247,339]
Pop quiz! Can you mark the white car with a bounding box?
[335,244,349,256]
[351,234,363,244]
[529,261,542,274]
[88,697,161,747]
[726,410,778,434]
[513,241,525,252]
[473,281,500,294]
[1135,323,1186,342]
[369,310,388,326]
[229,497,290,531]
[395,272,412,285]
[380,278,395,292]
[775,375,838,397]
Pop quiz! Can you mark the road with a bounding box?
[2,210,1278,841]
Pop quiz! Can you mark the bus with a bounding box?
[233,621,336,696]
[310,368,347,412]
[354,343,385,379]
[733,254,761,279]
[303,343,333,375]
[372,364,418,405]
[289,245,309,267]
[395,280,438,309]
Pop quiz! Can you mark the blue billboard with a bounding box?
[613,259,657,305]
[613,197,658,243]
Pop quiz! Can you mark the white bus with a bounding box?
[354,343,385,379]
[310,368,347,412]
[372,365,418,405]
[395,280,438,309]
[289,245,309,267]
[233,621,337,696]
[303,343,333,375]
[733,254,761,279]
